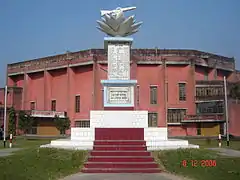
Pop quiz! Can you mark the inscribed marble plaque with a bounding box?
[108,44,130,80]
[107,87,131,104]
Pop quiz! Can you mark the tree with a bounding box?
[18,111,34,135]
[229,83,240,99]
[54,115,71,135]
[8,107,16,135]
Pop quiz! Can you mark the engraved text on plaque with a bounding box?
[107,87,131,104]
[108,44,130,80]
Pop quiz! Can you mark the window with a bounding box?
[197,123,201,135]
[51,100,56,111]
[166,82,168,102]
[195,87,224,100]
[75,95,80,113]
[101,89,104,108]
[150,86,157,104]
[214,70,217,80]
[196,101,224,114]
[220,123,224,135]
[179,83,186,101]
[167,109,186,123]
[136,85,140,105]
[0,109,3,120]
[204,69,208,80]
[26,127,37,134]
[75,120,90,128]
[148,113,158,127]
[30,102,36,110]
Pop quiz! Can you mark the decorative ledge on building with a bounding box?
[182,114,224,123]
[7,49,235,75]
[101,80,137,86]
[31,110,66,118]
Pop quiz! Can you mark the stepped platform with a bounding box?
[81,128,161,173]
[41,128,199,173]
[40,138,199,150]
[41,127,199,150]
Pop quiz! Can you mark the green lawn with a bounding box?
[1,137,240,180]
[0,137,52,149]
[188,139,240,150]
[0,138,88,180]
[154,149,240,180]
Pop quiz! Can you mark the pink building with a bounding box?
[1,49,240,136]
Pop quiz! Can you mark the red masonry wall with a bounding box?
[2,50,239,137]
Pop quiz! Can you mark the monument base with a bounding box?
[41,130,199,150]
[41,111,199,150]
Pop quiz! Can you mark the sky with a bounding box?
[0,0,239,86]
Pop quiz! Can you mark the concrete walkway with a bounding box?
[60,173,191,180]
[207,148,240,157]
[0,148,22,157]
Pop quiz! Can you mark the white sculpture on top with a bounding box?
[97,6,143,37]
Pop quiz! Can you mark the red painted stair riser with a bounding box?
[81,128,160,173]
[81,169,161,173]
[94,141,146,146]
[90,151,151,156]
[93,146,147,151]
[87,157,155,162]
[84,163,159,169]
[95,128,144,140]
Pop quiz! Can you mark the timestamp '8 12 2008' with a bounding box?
[182,159,217,167]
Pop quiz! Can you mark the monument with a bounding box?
[41,6,199,151]
[97,6,142,108]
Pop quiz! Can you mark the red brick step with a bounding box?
[93,145,146,151]
[90,151,151,157]
[81,128,161,173]
[94,140,146,146]
[88,156,154,162]
[81,168,161,173]
[95,128,144,140]
[84,162,159,169]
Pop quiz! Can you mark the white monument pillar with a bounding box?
[101,37,137,107]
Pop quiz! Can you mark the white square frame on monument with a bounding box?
[101,80,137,107]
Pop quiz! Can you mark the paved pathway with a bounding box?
[207,148,240,157]
[60,173,190,180]
[0,148,22,157]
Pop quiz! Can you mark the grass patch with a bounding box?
[0,138,88,180]
[155,148,240,180]
[188,139,240,150]
[0,137,53,149]
[0,148,88,180]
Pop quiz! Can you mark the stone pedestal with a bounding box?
[101,37,137,108]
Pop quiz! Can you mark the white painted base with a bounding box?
[40,110,199,150]
[41,127,199,150]
[71,128,94,141]
[41,138,93,150]
[40,138,199,150]
[145,128,168,141]
[90,110,148,128]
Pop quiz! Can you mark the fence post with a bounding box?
[218,134,222,147]
[9,134,13,148]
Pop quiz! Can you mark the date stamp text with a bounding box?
[182,160,217,167]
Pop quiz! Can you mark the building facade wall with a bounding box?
[3,49,239,136]
[228,102,240,136]
[136,64,166,127]
[27,72,45,110]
